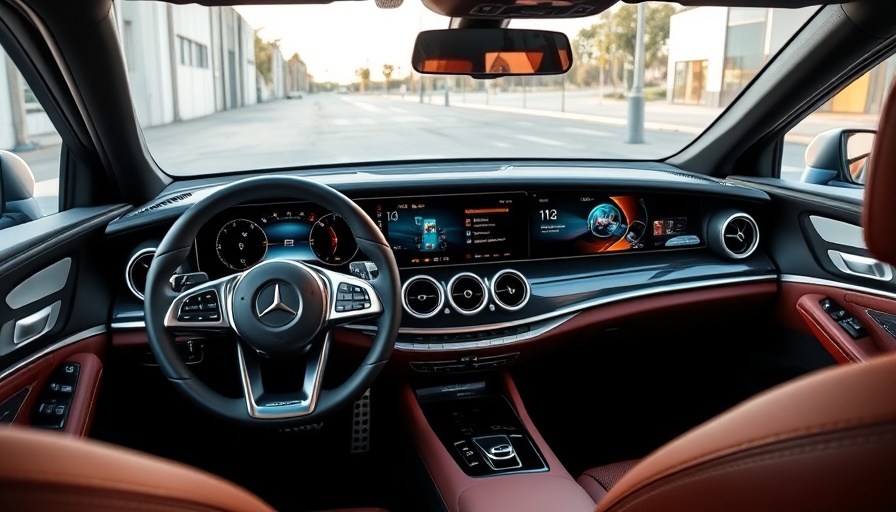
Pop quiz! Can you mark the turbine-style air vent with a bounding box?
[126,248,156,300]
[490,270,530,311]
[709,211,759,260]
[447,273,488,315]
[402,276,444,319]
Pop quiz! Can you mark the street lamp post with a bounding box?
[444,76,450,106]
[561,74,566,113]
[626,2,646,144]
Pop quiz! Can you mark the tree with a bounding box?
[254,32,281,87]
[355,67,370,93]
[382,64,394,94]
[571,4,680,89]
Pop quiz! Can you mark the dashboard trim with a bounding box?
[110,274,779,336]
[349,273,778,334]
[780,275,896,301]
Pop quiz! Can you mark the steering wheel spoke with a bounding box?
[163,274,241,335]
[237,333,330,419]
[311,265,384,325]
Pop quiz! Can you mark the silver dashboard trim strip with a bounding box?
[780,274,896,301]
[0,326,106,381]
[110,321,147,330]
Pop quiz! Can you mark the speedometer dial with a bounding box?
[309,213,357,265]
[216,219,268,270]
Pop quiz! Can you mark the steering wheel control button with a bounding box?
[177,291,221,322]
[335,283,371,312]
[169,272,209,292]
[349,261,379,280]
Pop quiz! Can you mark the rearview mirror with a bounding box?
[802,128,875,188]
[411,28,573,78]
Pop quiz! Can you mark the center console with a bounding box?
[402,374,596,512]
[417,382,548,477]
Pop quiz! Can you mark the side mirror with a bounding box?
[0,150,42,222]
[411,28,573,78]
[801,128,875,188]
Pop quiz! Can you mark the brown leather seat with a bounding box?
[576,74,896,512]
[0,425,387,512]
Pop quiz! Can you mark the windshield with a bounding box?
[117,1,820,176]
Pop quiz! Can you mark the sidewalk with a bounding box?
[390,88,879,144]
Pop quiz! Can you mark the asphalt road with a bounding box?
[21,92,812,214]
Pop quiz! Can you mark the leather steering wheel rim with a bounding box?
[144,175,401,426]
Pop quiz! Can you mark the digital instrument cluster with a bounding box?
[195,202,357,278]
[194,191,705,276]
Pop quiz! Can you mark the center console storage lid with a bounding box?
[458,473,596,512]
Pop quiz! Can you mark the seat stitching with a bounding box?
[608,428,896,512]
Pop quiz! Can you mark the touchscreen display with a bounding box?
[529,192,702,258]
[364,192,528,267]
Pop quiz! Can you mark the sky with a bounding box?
[235,1,600,84]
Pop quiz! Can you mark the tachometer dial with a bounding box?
[309,213,357,265]
[215,219,268,270]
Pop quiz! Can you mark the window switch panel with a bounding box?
[31,362,80,429]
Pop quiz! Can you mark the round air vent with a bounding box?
[490,270,530,311]
[126,248,156,300]
[447,273,488,315]
[402,276,444,319]
[708,211,759,260]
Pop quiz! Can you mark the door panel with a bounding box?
[0,205,127,436]
[754,182,896,365]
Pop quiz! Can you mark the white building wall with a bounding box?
[173,4,215,120]
[117,1,175,128]
[666,7,729,105]
[274,47,286,99]
[24,111,53,135]
[241,17,257,107]
[766,7,817,56]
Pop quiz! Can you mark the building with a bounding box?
[667,6,896,114]
[0,53,55,151]
[114,2,258,127]
[1,3,312,152]
[667,7,818,108]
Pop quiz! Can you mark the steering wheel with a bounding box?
[144,175,401,427]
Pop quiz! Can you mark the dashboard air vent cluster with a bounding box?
[402,276,444,319]
[708,211,759,260]
[124,192,193,218]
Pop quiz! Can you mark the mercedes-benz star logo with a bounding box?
[255,283,301,328]
[258,283,297,318]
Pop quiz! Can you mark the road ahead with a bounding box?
[143,93,694,175]
[25,92,812,214]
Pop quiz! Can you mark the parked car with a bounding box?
[1,1,895,511]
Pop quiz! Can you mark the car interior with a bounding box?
[1,0,896,511]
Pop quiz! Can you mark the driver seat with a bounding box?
[0,424,386,512]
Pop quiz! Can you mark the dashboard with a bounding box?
[193,190,704,278]
[109,164,779,362]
